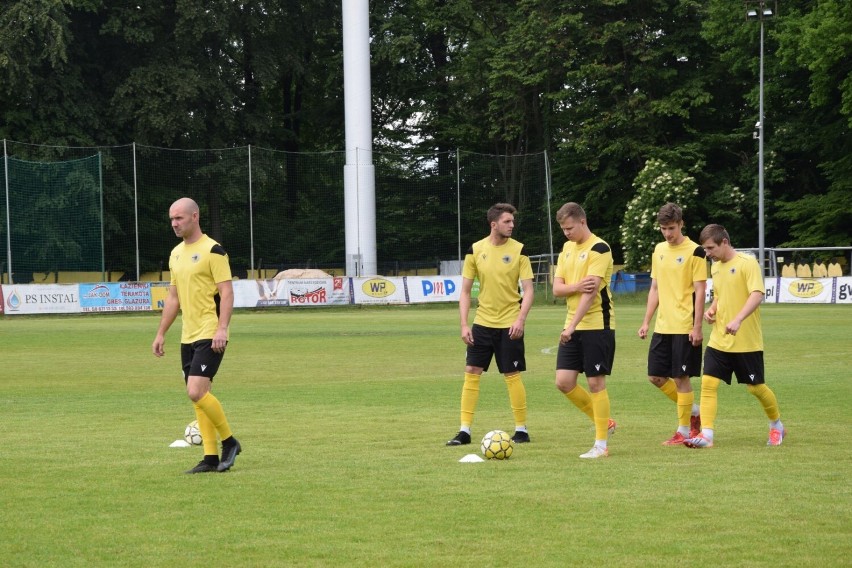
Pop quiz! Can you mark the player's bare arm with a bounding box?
[553,275,596,298]
[211,280,234,353]
[724,290,764,336]
[459,277,474,345]
[559,276,601,344]
[703,299,718,324]
[638,279,659,339]
[152,286,180,357]
[509,278,534,339]
[690,280,707,345]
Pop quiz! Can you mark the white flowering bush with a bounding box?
[620,159,699,272]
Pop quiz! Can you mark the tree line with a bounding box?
[1,0,849,261]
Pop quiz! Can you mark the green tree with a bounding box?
[620,159,699,271]
[772,0,852,247]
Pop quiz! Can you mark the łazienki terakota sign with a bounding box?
[2,276,851,315]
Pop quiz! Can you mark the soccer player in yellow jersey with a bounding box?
[638,203,706,445]
[552,202,616,459]
[447,203,534,446]
[685,224,786,448]
[152,197,242,473]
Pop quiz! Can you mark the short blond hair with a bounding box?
[556,202,586,223]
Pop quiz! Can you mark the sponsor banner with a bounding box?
[778,277,834,303]
[708,277,791,304]
[406,276,462,303]
[150,282,170,310]
[233,278,352,308]
[765,278,778,304]
[234,278,291,308]
[79,282,152,312]
[2,284,80,314]
[351,277,408,305]
[287,277,350,306]
[836,277,852,304]
[0,284,4,314]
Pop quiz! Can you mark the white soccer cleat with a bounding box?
[579,446,608,459]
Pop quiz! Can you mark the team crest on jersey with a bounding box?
[676,256,685,264]
[192,254,201,263]
[579,252,588,261]
[502,255,511,264]
[729,267,736,274]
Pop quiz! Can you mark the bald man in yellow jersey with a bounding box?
[638,203,706,445]
[553,202,617,459]
[447,203,534,447]
[685,224,786,448]
[152,197,242,473]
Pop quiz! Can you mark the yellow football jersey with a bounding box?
[650,237,707,334]
[169,235,232,343]
[708,253,764,352]
[462,237,533,328]
[555,234,615,330]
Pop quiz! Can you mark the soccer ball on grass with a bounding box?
[481,430,514,460]
[184,420,202,446]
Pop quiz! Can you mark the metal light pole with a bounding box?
[746,1,776,275]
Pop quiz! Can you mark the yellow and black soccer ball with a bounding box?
[480,430,514,460]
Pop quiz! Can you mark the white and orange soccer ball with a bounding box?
[480,430,514,460]
[184,421,202,446]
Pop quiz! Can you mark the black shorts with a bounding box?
[181,339,226,381]
[466,324,526,374]
[647,333,702,378]
[556,329,615,377]
[703,346,764,385]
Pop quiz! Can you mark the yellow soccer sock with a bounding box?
[504,372,527,429]
[747,384,781,421]
[677,391,695,428]
[699,376,721,431]
[195,392,233,442]
[590,389,611,442]
[193,406,219,458]
[460,372,481,428]
[659,378,678,403]
[565,385,594,421]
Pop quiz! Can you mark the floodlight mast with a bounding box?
[745,0,776,275]
[342,0,377,277]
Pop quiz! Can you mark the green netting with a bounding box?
[6,154,103,279]
[2,141,555,282]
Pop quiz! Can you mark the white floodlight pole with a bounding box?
[746,1,775,275]
[757,9,766,275]
[342,0,377,276]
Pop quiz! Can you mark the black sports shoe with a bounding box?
[185,460,219,474]
[446,431,471,446]
[217,439,242,472]
[511,430,530,443]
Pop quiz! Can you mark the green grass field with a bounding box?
[1,302,850,567]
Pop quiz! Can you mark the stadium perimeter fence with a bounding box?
[1,140,557,285]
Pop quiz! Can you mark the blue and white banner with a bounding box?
[2,284,80,314]
[406,276,462,303]
[79,282,152,312]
